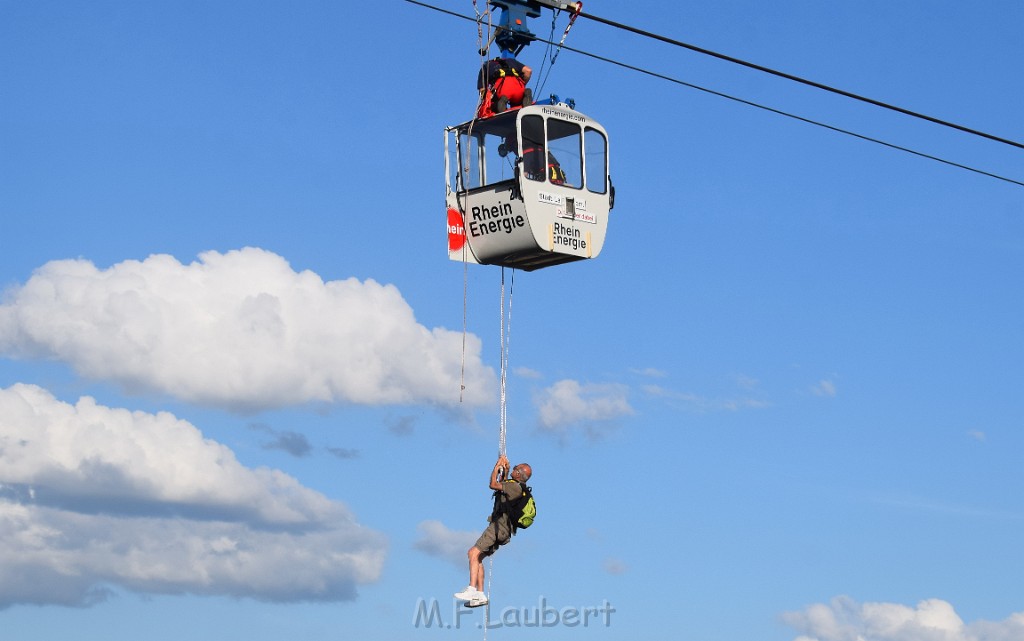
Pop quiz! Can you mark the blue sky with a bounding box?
[1,1,1022,640]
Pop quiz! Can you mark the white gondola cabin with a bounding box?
[445,103,614,271]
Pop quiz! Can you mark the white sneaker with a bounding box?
[454,586,478,600]
[467,593,489,608]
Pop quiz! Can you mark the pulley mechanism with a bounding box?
[489,0,583,56]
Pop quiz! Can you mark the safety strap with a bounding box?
[559,2,583,48]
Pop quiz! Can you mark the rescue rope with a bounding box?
[459,2,495,403]
[484,555,494,636]
[497,266,514,459]
[465,9,516,634]
[484,267,515,636]
[473,7,497,631]
[459,241,468,403]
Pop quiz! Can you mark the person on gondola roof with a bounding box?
[477,57,533,118]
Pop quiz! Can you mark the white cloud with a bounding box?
[0,383,387,607]
[535,379,632,440]
[643,384,770,412]
[513,366,543,379]
[735,374,761,390]
[0,248,494,411]
[629,367,668,378]
[812,379,838,398]
[783,595,1024,641]
[413,520,477,567]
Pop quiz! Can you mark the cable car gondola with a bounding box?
[445,101,614,271]
[444,0,614,271]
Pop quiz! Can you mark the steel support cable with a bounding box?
[555,40,1024,188]
[575,10,1024,152]
[407,0,1024,188]
[408,1,1023,152]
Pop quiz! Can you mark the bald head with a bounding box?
[513,463,532,482]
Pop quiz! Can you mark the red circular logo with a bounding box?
[447,208,466,252]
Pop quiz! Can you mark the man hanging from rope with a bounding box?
[477,57,533,118]
[454,454,533,607]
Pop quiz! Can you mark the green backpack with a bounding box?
[495,481,536,534]
[513,484,536,531]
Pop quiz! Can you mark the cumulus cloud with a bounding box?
[0,248,494,411]
[782,595,1024,641]
[535,379,633,441]
[413,520,478,567]
[0,383,387,607]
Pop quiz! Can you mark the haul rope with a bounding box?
[459,2,495,403]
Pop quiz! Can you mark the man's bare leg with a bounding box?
[468,546,485,592]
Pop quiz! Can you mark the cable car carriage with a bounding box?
[445,101,614,271]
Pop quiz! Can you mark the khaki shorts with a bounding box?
[474,515,512,557]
